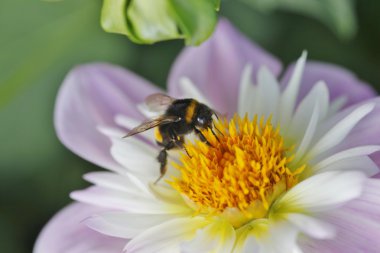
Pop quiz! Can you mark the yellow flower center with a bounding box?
[169,115,305,226]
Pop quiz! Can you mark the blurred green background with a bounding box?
[0,0,379,252]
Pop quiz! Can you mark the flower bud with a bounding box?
[101,0,219,45]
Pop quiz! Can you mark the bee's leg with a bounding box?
[169,128,192,158]
[154,142,175,184]
[168,128,179,143]
[184,147,191,157]
[210,128,220,142]
[155,148,168,184]
[194,128,211,146]
[214,124,224,137]
[175,136,192,158]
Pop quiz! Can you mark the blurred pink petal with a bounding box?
[281,61,376,107]
[34,203,125,253]
[168,19,282,116]
[300,179,380,252]
[54,63,159,173]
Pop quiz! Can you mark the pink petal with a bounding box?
[300,179,380,253]
[345,179,380,219]
[168,19,282,116]
[33,203,126,253]
[281,61,376,108]
[55,63,160,173]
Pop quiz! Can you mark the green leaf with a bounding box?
[241,0,357,40]
[101,0,219,45]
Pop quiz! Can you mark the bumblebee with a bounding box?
[124,93,219,183]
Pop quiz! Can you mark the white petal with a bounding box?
[278,51,307,129]
[181,219,235,253]
[149,183,186,205]
[180,230,216,253]
[126,171,155,194]
[97,125,126,138]
[137,103,161,119]
[124,217,208,253]
[309,103,375,156]
[238,65,255,117]
[83,171,146,194]
[326,96,347,118]
[254,66,281,121]
[233,220,269,253]
[312,145,380,173]
[234,220,299,253]
[292,100,320,164]
[115,114,156,143]
[179,77,213,106]
[233,234,261,253]
[286,213,335,239]
[319,156,379,176]
[290,81,329,138]
[259,221,300,253]
[110,136,159,179]
[71,186,179,214]
[292,245,304,253]
[272,171,366,213]
[85,212,174,239]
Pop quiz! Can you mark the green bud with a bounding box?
[101,0,219,45]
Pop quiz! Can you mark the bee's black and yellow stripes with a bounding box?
[154,127,163,143]
[185,100,198,123]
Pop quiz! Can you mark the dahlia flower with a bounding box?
[34,19,380,253]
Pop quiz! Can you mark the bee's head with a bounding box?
[194,104,214,129]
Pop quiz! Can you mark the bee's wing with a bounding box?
[144,93,175,112]
[123,115,181,138]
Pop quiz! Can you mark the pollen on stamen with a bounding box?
[169,114,305,222]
